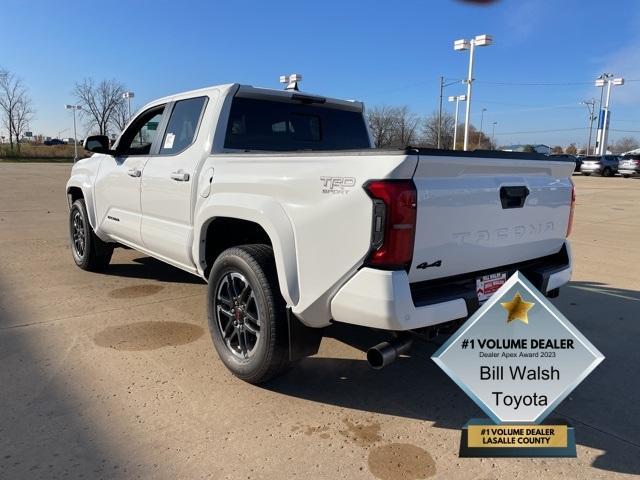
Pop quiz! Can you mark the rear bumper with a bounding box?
[331,242,572,331]
[619,169,640,176]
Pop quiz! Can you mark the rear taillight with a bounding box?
[364,180,417,269]
[567,180,576,237]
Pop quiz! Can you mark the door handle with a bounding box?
[127,168,142,177]
[170,171,190,182]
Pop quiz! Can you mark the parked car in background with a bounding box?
[580,155,619,177]
[574,155,585,173]
[44,138,66,146]
[618,154,640,178]
[551,154,579,172]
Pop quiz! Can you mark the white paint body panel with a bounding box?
[67,83,574,332]
[409,155,575,283]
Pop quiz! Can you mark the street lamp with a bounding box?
[122,91,135,120]
[448,94,466,151]
[477,107,487,149]
[454,34,493,151]
[594,75,624,155]
[65,104,82,161]
[491,121,497,150]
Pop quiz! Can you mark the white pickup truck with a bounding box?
[66,83,575,383]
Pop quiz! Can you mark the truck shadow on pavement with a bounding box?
[267,280,640,476]
[0,275,127,478]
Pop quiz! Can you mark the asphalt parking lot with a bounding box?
[1,162,639,479]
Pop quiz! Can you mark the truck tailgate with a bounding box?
[409,153,574,283]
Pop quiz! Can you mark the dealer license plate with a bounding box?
[476,272,507,303]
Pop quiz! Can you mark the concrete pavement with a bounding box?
[0,162,639,479]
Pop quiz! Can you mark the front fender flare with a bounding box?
[194,193,300,307]
[65,176,98,231]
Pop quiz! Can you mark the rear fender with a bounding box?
[194,193,300,307]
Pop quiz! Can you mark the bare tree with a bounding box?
[367,105,398,148]
[73,78,126,136]
[392,106,420,147]
[612,136,639,154]
[551,145,563,155]
[111,99,131,135]
[11,96,34,151]
[421,111,456,149]
[0,68,33,150]
[564,143,577,155]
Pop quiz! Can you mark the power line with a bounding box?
[496,127,588,135]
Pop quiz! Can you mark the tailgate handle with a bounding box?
[500,186,529,209]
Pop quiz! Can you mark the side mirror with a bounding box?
[83,135,112,154]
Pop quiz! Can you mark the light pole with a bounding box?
[438,77,462,149]
[65,105,82,161]
[580,99,597,155]
[491,121,497,150]
[477,107,487,149]
[448,94,466,150]
[454,34,493,151]
[594,75,624,155]
[122,91,135,121]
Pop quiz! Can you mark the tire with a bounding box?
[207,244,290,384]
[623,174,630,179]
[602,168,613,177]
[69,199,113,271]
[582,172,591,176]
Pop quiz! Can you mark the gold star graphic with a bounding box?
[500,292,534,324]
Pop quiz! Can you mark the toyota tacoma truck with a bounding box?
[66,83,575,384]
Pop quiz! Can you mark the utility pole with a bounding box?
[581,100,597,155]
[438,77,462,149]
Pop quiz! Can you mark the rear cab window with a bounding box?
[223,95,371,151]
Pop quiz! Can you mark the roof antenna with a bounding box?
[279,73,302,91]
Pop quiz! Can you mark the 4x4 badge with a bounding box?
[417,260,442,269]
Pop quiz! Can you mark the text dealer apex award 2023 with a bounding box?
[432,271,604,457]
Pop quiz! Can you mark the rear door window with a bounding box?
[160,97,207,155]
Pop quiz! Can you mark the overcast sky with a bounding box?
[2,0,639,146]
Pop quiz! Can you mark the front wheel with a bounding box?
[602,168,613,177]
[69,199,113,271]
[207,245,290,384]
[623,174,630,178]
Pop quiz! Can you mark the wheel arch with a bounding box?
[66,178,98,230]
[194,194,300,307]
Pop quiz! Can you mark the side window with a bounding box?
[159,97,207,155]
[117,105,165,156]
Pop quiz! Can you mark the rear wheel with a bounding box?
[69,199,113,271]
[207,245,290,384]
[602,168,613,177]
[582,172,591,176]
[623,174,630,178]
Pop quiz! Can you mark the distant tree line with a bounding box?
[367,105,494,150]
